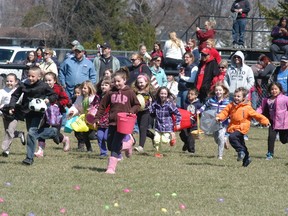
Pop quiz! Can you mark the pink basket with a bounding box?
[117,112,137,134]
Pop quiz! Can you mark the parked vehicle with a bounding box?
[0,46,35,78]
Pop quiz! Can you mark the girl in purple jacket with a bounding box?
[257,82,288,160]
[149,87,181,158]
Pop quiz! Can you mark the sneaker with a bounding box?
[118,154,123,161]
[22,157,34,165]
[155,153,163,158]
[62,136,70,152]
[34,149,44,158]
[237,151,245,161]
[19,132,26,145]
[134,146,144,153]
[242,157,252,167]
[244,135,249,141]
[218,156,223,160]
[266,152,273,160]
[2,151,9,157]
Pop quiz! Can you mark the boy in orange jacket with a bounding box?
[216,87,270,167]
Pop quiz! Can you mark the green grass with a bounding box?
[1,122,288,216]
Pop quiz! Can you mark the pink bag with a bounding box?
[85,105,98,125]
[45,104,62,126]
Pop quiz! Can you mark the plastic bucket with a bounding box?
[117,113,137,134]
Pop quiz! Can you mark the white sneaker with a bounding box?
[19,132,26,145]
[34,149,44,158]
[134,146,144,153]
[218,156,223,160]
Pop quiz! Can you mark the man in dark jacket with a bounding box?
[231,0,251,49]
[195,48,219,103]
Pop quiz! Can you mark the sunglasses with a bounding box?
[219,66,225,69]
[130,59,137,62]
[44,53,50,55]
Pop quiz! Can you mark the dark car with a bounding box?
[86,54,132,68]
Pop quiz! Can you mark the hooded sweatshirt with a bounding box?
[95,85,140,126]
[224,51,254,94]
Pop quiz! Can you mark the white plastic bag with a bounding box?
[200,110,221,135]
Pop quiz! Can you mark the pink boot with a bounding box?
[62,136,70,152]
[105,157,118,174]
[122,134,133,158]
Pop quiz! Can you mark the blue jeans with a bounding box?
[270,43,288,61]
[97,127,108,155]
[177,90,188,108]
[232,18,247,45]
[25,115,58,160]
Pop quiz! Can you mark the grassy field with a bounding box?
[1,122,288,216]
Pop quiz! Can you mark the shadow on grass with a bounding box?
[186,162,227,167]
[72,165,106,172]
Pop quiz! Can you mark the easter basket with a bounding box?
[191,113,204,140]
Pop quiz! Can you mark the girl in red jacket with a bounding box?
[34,72,70,157]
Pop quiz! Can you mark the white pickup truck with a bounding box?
[0,46,36,79]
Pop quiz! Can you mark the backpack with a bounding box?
[45,104,62,126]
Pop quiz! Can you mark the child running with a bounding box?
[94,77,112,157]
[257,82,288,160]
[150,86,181,158]
[0,73,26,157]
[68,80,97,152]
[8,66,58,165]
[216,87,270,167]
[34,72,70,157]
[180,88,202,154]
[94,68,140,174]
[197,82,230,159]
[132,74,156,153]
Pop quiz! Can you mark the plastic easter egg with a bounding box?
[179,204,186,209]
[161,208,167,213]
[59,208,66,214]
[114,203,119,207]
[155,193,161,197]
[218,198,224,202]
[4,182,11,186]
[123,188,130,193]
[73,185,81,190]
[104,205,110,210]
[28,212,35,216]
[0,212,9,216]
[171,193,177,197]
[0,198,4,203]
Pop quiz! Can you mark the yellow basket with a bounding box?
[71,114,89,132]
[191,113,204,140]
[191,129,204,139]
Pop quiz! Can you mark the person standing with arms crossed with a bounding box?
[231,0,251,49]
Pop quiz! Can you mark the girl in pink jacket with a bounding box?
[257,82,288,160]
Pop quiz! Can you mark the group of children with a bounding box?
[1,64,288,172]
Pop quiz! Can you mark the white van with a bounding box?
[0,46,36,79]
